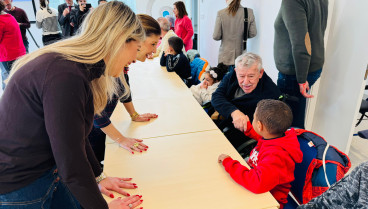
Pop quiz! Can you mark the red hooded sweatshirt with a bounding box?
[222,122,303,208]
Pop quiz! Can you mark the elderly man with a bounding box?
[212,52,281,148]
[3,0,30,53]
[153,17,185,58]
[58,0,77,37]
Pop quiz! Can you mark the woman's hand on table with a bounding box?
[108,195,143,209]
[118,137,148,154]
[99,177,137,198]
[132,113,158,122]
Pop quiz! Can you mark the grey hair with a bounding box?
[157,17,170,32]
[234,52,263,72]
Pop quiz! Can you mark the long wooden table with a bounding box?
[103,58,280,208]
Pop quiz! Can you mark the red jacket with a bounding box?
[0,14,26,62]
[222,122,303,208]
[174,15,193,51]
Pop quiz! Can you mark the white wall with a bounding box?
[310,1,368,153]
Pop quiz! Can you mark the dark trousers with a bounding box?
[277,69,322,129]
[43,33,62,46]
[1,60,15,90]
[23,39,29,53]
[88,133,106,169]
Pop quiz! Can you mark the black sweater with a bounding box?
[160,51,191,80]
[0,53,108,209]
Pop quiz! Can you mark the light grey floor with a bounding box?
[349,117,368,172]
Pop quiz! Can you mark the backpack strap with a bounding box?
[322,143,331,187]
[243,8,249,51]
[288,192,301,206]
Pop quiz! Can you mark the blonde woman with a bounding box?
[0,2,144,209]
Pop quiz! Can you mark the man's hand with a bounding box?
[299,81,313,98]
[231,110,249,132]
[63,8,70,17]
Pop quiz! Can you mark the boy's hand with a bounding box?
[218,154,230,164]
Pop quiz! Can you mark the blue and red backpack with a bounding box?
[286,129,351,207]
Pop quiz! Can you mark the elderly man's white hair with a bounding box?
[157,17,171,32]
[235,52,263,72]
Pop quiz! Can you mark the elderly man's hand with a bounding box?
[231,110,249,132]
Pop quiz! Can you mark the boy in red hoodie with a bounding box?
[218,99,303,208]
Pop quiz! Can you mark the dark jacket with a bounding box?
[160,52,191,80]
[70,6,89,35]
[212,70,281,122]
[0,53,108,209]
[58,3,77,37]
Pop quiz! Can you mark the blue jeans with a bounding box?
[1,60,15,90]
[277,69,322,129]
[0,167,81,209]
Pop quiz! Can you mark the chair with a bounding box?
[356,85,368,127]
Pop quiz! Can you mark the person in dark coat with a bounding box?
[58,0,77,37]
[212,52,281,149]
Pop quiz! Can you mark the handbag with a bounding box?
[243,8,249,51]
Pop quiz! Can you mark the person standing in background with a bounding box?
[2,0,30,53]
[153,17,185,58]
[58,0,76,37]
[173,1,193,51]
[70,0,92,35]
[274,0,328,129]
[36,0,62,46]
[213,0,257,71]
[0,1,26,90]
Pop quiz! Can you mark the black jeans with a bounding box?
[277,69,322,129]
[88,132,106,169]
[43,33,62,46]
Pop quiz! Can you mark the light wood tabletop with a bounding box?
[104,130,279,209]
[106,96,218,142]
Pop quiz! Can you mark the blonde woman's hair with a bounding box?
[8,1,145,114]
[227,0,241,16]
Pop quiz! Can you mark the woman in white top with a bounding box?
[190,63,228,105]
[36,0,62,46]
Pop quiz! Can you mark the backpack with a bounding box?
[289,129,351,205]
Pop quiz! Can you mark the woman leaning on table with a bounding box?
[0,2,144,209]
[88,14,161,168]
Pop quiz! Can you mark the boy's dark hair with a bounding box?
[255,99,293,135]
[173,1,188,18]
[208,62,228,81]
[168,36,183,54]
